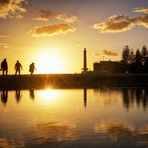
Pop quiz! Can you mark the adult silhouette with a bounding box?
[29,62,36,75]
[1,58,8,75]
[15,60,23,75]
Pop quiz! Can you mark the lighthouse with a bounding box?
[82,48,88,73]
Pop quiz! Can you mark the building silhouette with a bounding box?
[93,61,130,73]
[82,48,88,73]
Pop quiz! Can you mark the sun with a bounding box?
[35,49,64,74]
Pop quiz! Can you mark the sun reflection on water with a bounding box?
[38,88,60,105]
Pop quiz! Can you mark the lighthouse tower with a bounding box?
[82,48,88,73]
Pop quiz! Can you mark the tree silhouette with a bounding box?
[141,45,148,63]
[129,49,135,64]
[122,45,130,63]
[135,49,143,73]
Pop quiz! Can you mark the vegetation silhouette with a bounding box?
[1,58,8,75]
[15,60,23,75]
[122,45,148,73]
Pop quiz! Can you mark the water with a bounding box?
[0,88,148,148]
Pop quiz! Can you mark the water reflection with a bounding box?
[0,88,148,111]
[94,119,148,147]
[94,119,135,142]
[15,90,22,103]
[29,89,35,100]
[83,88,87,108]
[33,120,77,143]
[122,88,148,111]
[1,90,8,105]
[0,88,148,147]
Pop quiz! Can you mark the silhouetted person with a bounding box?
[15,90,21,103]
[15,60,23,75]
[29,62,36,75]
[1,90,8,105]
[1,58,8,75]
[29,89,35,100]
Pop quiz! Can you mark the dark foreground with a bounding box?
[1,73,148,89]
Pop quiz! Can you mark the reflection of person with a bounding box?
[1,90,8,105]
[15,90,21,103]
[29,62,36,75]
[29,89,35,99]
[15,60,23,75]
[1,58,8,75]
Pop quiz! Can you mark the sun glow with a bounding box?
[38,88,60,105]
[36,48,64,74]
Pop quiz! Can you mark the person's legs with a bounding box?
[6,69,8,75]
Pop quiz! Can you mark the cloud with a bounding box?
[92,15,134,33]
[0,0,26,19]
[28,23,76,37]
[33,10,78,23]
[103,50,118,56]
[0,43,8,49]
[136,15,148,28]
[0,35,11,38]
[56,13,78,23]
[92,8,148,33]
[133,7,148,15]
[32,10,59,21]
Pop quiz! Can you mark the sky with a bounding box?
[0,0,148,74]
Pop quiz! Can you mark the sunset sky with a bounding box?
[0,0,148,74]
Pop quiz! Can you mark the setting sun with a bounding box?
[35,49,64,74]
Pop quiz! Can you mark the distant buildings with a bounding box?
[82,46,148,74]
[93,61,130,73]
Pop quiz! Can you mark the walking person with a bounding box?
[29,62,36,75]
[15,60,23,75]
[1,58,8,75]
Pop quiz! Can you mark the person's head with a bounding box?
[4,58,6,61]
[17,60,19,63]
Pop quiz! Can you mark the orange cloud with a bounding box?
[0,0,26,19]
[28,23,76,37]
[136,15,148,28]
[92,15,134,33]
[92,8,148,33]
[133,7,148,14]
[33,10,78,23]
[56,13,78,23]
[103,49,118,56]
[32,10,59,21]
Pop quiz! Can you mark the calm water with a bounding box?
[0,88,148,148]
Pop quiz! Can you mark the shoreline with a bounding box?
[0,73,148,89]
